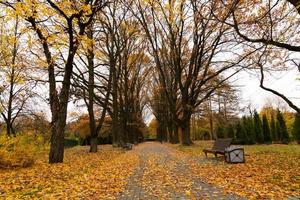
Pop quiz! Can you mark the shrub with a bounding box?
[0,134,41,169]
[195,127,210,140]
[64,138,79,148]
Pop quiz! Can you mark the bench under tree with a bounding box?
[203,138,233,157]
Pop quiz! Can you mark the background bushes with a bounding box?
[0,134,45,169]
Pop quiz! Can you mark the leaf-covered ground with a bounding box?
[0,145,138,199]
[120,143,240,199]
[174,141,300,199]
[1,142,300,199]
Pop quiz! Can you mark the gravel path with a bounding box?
[118,142,245,200]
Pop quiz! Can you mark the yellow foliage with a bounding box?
[0,146,138,199]
[0,135,42,169]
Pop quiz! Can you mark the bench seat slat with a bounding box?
[203,138,232,157]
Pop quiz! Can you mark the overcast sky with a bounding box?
[32,67,300,123]
[237,68,300,112]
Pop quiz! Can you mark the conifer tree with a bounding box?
[235,121,246,144]
[216,124,226,138]
[248,116,256,144]
[262,114,272,143]
[241,116,255,144]
[253,110,264,143]
[276,109,289,144]
[270,114,278,141]
[226,124,235,139]
[292,114,300,144]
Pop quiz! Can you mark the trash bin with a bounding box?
[225,146,245,163]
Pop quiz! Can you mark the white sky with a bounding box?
[23,67,300,124]
[237,68,300,112]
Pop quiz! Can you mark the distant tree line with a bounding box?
[216,109,300,144]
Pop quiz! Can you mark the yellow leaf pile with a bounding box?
[0,146,138,199]
[0,135,38,169]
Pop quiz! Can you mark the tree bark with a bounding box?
[173,124,179,144]
[49,116,65,163]
[111,59,121,147]
[87,24,98,153]
[180,120,191,145]
[180,107,192,145]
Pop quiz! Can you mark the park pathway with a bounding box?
[119,142,244,200]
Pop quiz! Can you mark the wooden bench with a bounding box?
[123,143,133,150]
[203,138,232,157]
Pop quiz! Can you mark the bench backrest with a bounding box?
[212,138,232,151]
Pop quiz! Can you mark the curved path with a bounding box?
[119,142,244,200]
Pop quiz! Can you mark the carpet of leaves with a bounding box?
[139,153,195,199]
[0,145,139,199]
[174,142,300,199]
[121,143,234,200]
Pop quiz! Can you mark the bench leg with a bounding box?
[205,152,207,157]
[214,153,217,158]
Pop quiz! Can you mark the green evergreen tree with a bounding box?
[242,116,255,144]
[248,116,256,144]
[262,114,271,143]
[216,124,226,138]
[235,121,246,144]
[226,124,235,139]
[276,109,289,144]
[270,114,278,141]
[253,110,264,143]
[275,121,281,141]
[292,113,300,144]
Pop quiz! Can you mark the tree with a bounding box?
[3,0,108,163]
[0,15,36,136]
[242,116,255,144]
[226,124,235,139]
[220,0,300,114]
[235,121,246,144]
[72,20,113,153]
[292,114,300,144]
[131,0,251,145]
[270,114,278,142]
[276,109,289,144]
[253,110,264,143]
[216,124,226,139]
[262,114,272,143]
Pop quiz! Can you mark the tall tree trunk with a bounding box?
[6,122,11,136]
[111,60,120,147]
[173,124,179,144]
[180,109,192,145]
[87,24,98,153]
[208,98,214,140]
[5,17,18,137]
[167,121,173,143]
[49,118,65,163]
[49,56,74,163]
[180,119,191,145]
